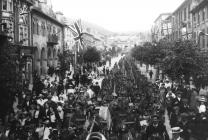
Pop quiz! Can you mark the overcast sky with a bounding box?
[51,0,184,33]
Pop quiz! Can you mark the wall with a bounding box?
[32,12,63,76]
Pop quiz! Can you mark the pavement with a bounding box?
[136,63,157,83]
[164,109,172,139]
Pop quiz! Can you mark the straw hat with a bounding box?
[112,92,117,97]
[129,102,134,107]
[198,96,207,102]
[171,127,183,133]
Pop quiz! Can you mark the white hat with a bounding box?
[129,102,134,107]
[112,92,117,97]
[198,96,207,102]
[170,127,183,133]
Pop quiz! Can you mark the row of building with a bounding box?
[0,0,107,83]
[152,0,208,51]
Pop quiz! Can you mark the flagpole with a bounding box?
[75,42,78,66]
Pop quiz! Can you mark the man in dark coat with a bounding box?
[149,70,153,79]
[170,105,180,127]
[178,113,191,140]
[146,115,169,140]
[92,82,101,97]
[73,73,80,87]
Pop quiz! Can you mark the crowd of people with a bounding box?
[0,63,108,140]
[0,56,208,140]
[154,78,208,140]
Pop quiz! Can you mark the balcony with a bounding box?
[21,0,35,6]
[47,34,58,45]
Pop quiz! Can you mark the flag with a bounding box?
[68,20,84,51]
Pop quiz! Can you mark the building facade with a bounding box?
[31,0,64,76]
[191,0,208,50]
[1,0,35,83]
[171,0,193,41]
[151,13,172,42]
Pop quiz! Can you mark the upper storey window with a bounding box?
[2,0,13,11]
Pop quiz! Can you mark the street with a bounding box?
[1,0,208,140]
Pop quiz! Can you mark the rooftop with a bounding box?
[154,13,172,23]
[31,6,64,27]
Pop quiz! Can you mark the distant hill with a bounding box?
[80,20,114,36]
[62,17,114,36]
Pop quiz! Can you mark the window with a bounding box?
[8,0,13,11]
[53,26,56,34]
[37,21,39,35]
[198,12,200,24]
[47,24,52,35]
[207,28,208,48]
[202,29,205,48]
[193,13,196,22]
[180,11,183,22]
[42,22,46,36]
[188,4,190,19]
[193,32,196,41]
[33,19,36,34]
[2,0,7,10]
[24,27,27,38]
[188,22,191,29]
[207,6,208,19]
[19,26,24,41]
[39,22,42,35]
[57,28,61,39]
[202,8,205,21]
[184,8,187,21]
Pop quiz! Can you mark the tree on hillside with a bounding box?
[83,46,101,63]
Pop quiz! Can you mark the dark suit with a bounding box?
[146,123,169,140]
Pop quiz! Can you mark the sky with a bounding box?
[51,0,184,33]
